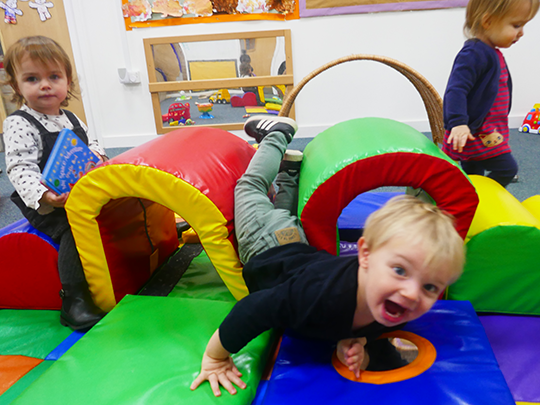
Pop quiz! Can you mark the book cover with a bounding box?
[41,128,99,195]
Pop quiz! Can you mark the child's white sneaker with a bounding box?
[279,149,303,176]
[244,115,298,143]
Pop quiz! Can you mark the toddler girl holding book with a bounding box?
[3,35,106,329]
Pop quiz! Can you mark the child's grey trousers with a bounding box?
[234,131,309,265]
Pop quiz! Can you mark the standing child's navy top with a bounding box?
[443,39,513,161]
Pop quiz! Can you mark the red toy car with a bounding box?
[519,104,540,134]
[162,102,191,124]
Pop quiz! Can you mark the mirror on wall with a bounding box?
[144,30,293,134]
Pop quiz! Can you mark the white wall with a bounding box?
[64,2,540,148]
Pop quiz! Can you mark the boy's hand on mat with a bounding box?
[448,125,474,153]
[41,190,69,208]
[190,352,246,397]
[337,337,369,378]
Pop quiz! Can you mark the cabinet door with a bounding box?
[0,0,86,133]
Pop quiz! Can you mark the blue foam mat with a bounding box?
[0,218,58,250]
[45,330,86,360]
[258,300,514,405]
[337,192,401,241]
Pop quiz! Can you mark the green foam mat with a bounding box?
[0,360,53,405]
[168,250,236,302]
[447,225,540,315]
[11,295,273,405]
[0,310,71,359]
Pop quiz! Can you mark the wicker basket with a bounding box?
[278,54,444,145]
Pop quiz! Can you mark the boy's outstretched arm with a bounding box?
[336,337,369,378]
[190,329,247,397]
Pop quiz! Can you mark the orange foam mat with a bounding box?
[0,355,42,395]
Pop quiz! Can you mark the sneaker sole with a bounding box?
[284,149,303,162]
[245,115,298,134]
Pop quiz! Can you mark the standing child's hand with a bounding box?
[91,150,107,163]
[337,337,369,378]
[190,351,246,397]
[447,125,474,153]
[40,190,69,208]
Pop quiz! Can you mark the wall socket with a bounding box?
[118,68,141,85]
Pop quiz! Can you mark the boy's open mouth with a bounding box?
[384,300,405,319]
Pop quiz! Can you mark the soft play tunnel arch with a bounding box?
[65,127,255,311]
[298,117,479,255]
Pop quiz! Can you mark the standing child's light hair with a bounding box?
[465,0,539,37]
[363,195,465,282]
[3,35,77,107]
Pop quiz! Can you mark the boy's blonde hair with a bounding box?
[465,0,539,37]
[362,195,464,283]
[3,36,77,107]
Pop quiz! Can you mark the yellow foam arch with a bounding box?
[522,195,540,223]
[466,175,540,243]
[66,164,247,311]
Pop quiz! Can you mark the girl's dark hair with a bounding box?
[3,36,78,107]
[239,50,251,64]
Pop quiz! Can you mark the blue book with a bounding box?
[41,128,99,195]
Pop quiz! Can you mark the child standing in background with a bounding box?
[239,50,260,101]
[239,50,254,78]
[443,0,538,187]
[3,36,107,330]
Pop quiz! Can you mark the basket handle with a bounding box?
[279,54,444,145]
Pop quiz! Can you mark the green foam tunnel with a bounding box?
[297,117,478,254]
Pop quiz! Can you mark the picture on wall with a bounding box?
[299,0,467,17]
[122,0,298,30]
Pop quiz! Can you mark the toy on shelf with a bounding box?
[169,118,195,126]
[196,102,214,119]
[265,102,282,112]
[174,91,191,101]
[162,102,190,124]
[209,89,231,104]
[257,85,285,106]
[518,103,540,134]
[231,92,258,107]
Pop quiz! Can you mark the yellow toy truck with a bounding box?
[209,89,231,104]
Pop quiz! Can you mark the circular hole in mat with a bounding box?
[332,331,436,384]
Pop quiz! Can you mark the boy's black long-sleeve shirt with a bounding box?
[219,243,403,353]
